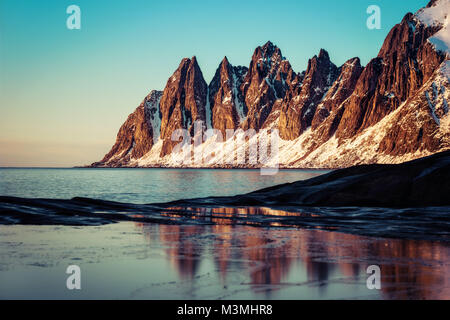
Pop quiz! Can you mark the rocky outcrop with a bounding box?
[240,41,302,131]
[5,151,450,242]
[278,49,339,140]
[335,11,446,141]
[159,57,208,157]
[208,57,248,136]
[311,57,363,130]
[377,63,450,156]
[162,150,450,207]
[91,90,162,167]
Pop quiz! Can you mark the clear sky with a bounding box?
[0,0,429,167]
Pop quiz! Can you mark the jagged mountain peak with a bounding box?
[168,56,205,85]
[158,55,208,156]
[416,0,449,30]
[209,55,248,133]
[415,0,450,56]
[240,42,299,130]
[261,41,279,54]
[176,56,202,70]
[262,40,275,49]
[221,56,230,65]
[426,0,448,9]
[93,0,449,168]
[212,56,246,80]
[178,56,192,67]
[318,48,330,61]
[278,49,340,140]
[345,56,361,65]
[306,49,335,74]
[338,57,362,75]
[427,0,440,7]
[310,56,364,131]
[253,41,284,65]
[216,56,247,75]
[189,56,202,68]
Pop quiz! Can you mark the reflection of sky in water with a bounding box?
[0,222,448,300]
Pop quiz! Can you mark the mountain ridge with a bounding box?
[91,0,450,169]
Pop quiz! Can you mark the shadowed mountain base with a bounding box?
[165,150,450,208]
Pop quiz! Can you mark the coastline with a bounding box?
[2,151,449,242]
[76,166,336,171]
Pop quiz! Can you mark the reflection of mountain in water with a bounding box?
[1,151,449,243]
[136,223,450,300]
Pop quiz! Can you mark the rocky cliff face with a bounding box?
[311,57,363,130]
[335,11,446,142]
[159,57,208,157]
[92,90,162,167]
[278,49,340,140]
[208,57,247,136]
[240,41,302,131]
[92,0,450,168]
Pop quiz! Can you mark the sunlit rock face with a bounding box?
[91,90,162,168]
[278,49,340,140]
[240,41,302,132]
[93,0,450,168]
[208,57,248,136]
[159,56,209,157]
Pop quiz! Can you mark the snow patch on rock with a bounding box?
[416,0,450,54]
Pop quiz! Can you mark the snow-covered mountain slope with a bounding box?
[416,0,450,54]
[91,0,450,169]
[91,90,162,167]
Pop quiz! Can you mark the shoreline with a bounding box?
[0,166,335,171]
[1,151,449,242]
[0,166,334,171]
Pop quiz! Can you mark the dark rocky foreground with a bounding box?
[1,151,449,241]
[165,150,450,208]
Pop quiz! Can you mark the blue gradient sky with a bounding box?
[0,0,429,166]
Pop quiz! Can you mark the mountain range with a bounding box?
[91,0,450,168]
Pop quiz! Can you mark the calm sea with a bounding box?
[0,168,327,203]
[1,168,449,299]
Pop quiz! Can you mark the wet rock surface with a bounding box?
[2,152,450,241]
